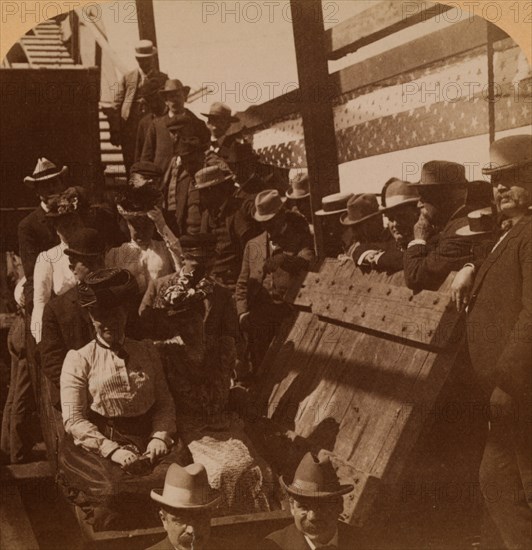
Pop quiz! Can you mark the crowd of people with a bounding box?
[0,38,530,550]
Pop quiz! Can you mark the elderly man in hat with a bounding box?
[148,462,225,550]
[109,40,168,175]
[260,452,358,549]
[450,135,532,550]
[142,79,210,174]
[314,192,353,258]
[193,165,259,290]
[202,102,239,157]
[162,117,210,236]
[18,158,68,312]
[40,227,105,409]
[347,181,419,274]
[236,190,314,370]
[403,160,496,291]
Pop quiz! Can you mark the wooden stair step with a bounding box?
[104,164,126,176]
[28,51,71,57]
[32,58,74,64]
[100,131,111,141]
[101,142,122,153]
[101,153,124,164]
[99,120,110,131]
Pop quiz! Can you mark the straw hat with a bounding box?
[314,192,352,216]
[134,39,157,58]
[24,158,68,186]
[455,207,495,236]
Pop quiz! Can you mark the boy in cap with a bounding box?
[260,452,358,549]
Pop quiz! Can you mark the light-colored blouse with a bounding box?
[31,241,76,343]
[105,239,177,294]
[61,337,176,458]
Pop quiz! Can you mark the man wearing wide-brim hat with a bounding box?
[314,192,353,257]
[403,160,497,291]
[345,182,419,274]
[18,158,69,312]
[193,165,259,290]
[109,40,168,175]
[285,169,313,227]
[236,190,314,370]
[260,452,359,549]
[450,134,532,550]
[141,79,209,175]
[148,462,227,550]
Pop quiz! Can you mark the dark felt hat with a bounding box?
[78,268,138,309]
[340,193,380,226]
[24,157,68,186]
[194,165,235,190]
[201,102,239,122]
[483,135,532,175]
[409,161,468,188]
[280,452,354,499]
[159,79,191,97]
[64,228,104,257]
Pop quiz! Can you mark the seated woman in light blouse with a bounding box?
[58,268,191,531]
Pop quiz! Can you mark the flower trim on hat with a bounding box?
[153,271,215,313]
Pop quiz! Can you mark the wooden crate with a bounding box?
[254,259,462,526]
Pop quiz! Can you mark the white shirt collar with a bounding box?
[41,201,50,213]
[304,529,338,549]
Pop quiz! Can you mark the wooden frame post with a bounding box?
[290,0,340,259]
[486,22,497,144]
[135,0,160,71]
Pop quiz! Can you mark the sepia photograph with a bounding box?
[0,1,530,548]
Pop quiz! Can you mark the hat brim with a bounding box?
[253,199,287,222]
[64,248,102,257]
[455,226,492,236]
[195,175,235,190]
[482,159,532,175]
[202,113,239,123]
[314,207,347,217]
[280,476,354,499]
[159,86,191,96]
[408,181,467,188]
[24,165,68,186]
[135,48,157,58]
[340,210,381,226]
[116,204,150,219]
[379,197,419,214]
[286,190,310,200]
[150,489,221,509]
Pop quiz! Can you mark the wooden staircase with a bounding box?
[16,20,126,187]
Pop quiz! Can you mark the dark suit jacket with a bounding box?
[467,215,532,405]
[236,213,314,317]
[141,110,209,173]
[404,215,496,291]
[40,286,93,406]
[18,206,59,312]
[145,535,228,550]
[259,522,360,550]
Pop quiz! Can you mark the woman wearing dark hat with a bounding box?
[58,268,190,531]
[31,187,87,343]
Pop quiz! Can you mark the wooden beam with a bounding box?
[237,17,508,132]
[290,0,340,260]
[325,0,454,60]
[487,23,497,144]
[135,0,160,71]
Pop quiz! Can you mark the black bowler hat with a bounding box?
[78,268,138,309]
[64,228,104,258]
[180,233,217,259]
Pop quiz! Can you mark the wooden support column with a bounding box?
[135,0,160,70]
[290,0,340,260]
[486,22,497,144]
